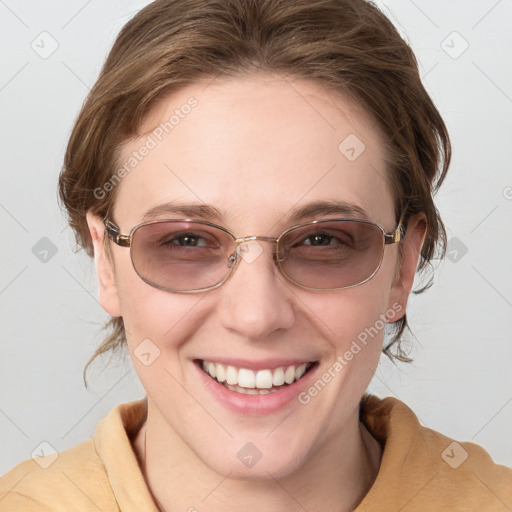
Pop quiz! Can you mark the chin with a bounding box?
[206,447,308,482]
[193,431,313,482]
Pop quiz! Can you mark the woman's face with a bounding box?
[88,75,423,478]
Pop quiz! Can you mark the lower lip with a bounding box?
[195,361,318,416]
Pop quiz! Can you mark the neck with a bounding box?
[133,398,382,512]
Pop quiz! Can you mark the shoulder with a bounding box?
[358,395,512,511]
[0,438,115,511]
[0,399,148,511]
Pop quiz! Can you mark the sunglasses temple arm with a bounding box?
[104,218,131,247]
[385,204,409,244]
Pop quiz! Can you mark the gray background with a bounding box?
[1,0,511,475]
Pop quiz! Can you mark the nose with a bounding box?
[217,241,295,340]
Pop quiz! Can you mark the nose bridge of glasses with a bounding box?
[235,235,278,245]
[233,235,280,264]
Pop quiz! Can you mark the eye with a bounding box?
[302,232,340,246]
[162,231,218,248]
[299,228,353,248]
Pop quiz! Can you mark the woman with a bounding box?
[1,0,510,510]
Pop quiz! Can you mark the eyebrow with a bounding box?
[285,200,369,223]
[142,202,223,222]
[141,200,368,224]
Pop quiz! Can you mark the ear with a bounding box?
[387,213,427,320]
[86,211,122,317]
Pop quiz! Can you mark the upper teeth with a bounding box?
[201,360,311,389]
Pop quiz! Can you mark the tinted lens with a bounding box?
[279,220,385,289]
[130,221,235,291]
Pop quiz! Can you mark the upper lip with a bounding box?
[195,358,317,371]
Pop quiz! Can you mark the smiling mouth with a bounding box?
[198,359,317,395]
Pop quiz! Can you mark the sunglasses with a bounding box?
[104,212,407,293]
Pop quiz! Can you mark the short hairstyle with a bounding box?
[58,0,451,378]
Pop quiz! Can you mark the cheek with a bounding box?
[297,251,399,384]
[111,251,196,349]
[304,261,396,349]
[115,280,208,402]
[313,291,387,377]
[121,288,199,348]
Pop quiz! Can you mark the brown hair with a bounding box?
[58,0,450,381]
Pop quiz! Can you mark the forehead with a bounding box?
[112,74,395,230]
